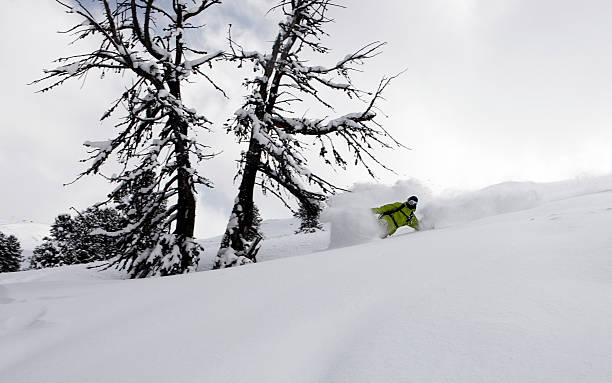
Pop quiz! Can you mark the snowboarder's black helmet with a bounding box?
[407,195,418,208]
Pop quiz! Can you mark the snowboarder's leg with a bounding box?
[386,221,398,237]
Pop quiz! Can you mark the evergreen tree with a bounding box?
[108,170,169,277]
[30,207,125,269]
[48,214,77,265]
[74,207,126,264]
[35,0,224,277]
[215,0,402,268]
[30,239,62,269]
[0,232,22,273]
[294,202,323,234]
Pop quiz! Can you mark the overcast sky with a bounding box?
[1,0,611,237]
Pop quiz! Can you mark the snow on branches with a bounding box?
[215,0,402,268]
[34,0,224,278]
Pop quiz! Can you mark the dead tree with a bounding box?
[215,0,402,268]
[34,0,223,277]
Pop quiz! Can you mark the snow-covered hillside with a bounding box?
[0,219,49,250]
[1,180,612,382]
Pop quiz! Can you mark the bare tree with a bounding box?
[34,0,224,277]
[215,0,402,268]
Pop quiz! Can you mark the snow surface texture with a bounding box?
[2,176,612,382]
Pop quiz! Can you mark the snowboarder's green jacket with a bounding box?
[372,202,420,237]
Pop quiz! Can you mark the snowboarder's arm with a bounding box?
[372,202,403,215]
[409,214,420,231]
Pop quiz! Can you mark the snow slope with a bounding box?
[1,184,612,382]
[0,220,49,251]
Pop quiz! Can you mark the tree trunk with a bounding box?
[175,144,197,270]
[169,80,197,271]
[214,134,263,269]
[220,139,262,258]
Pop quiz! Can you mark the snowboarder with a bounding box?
[372,195,420,237]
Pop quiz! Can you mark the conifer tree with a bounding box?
[31,207,124,269]
[30,240,62,269]
[0,232,22,273]
[215,0,401,268]
[294,201,323,233]
[35,0,224,277]
[107,170,168,276]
